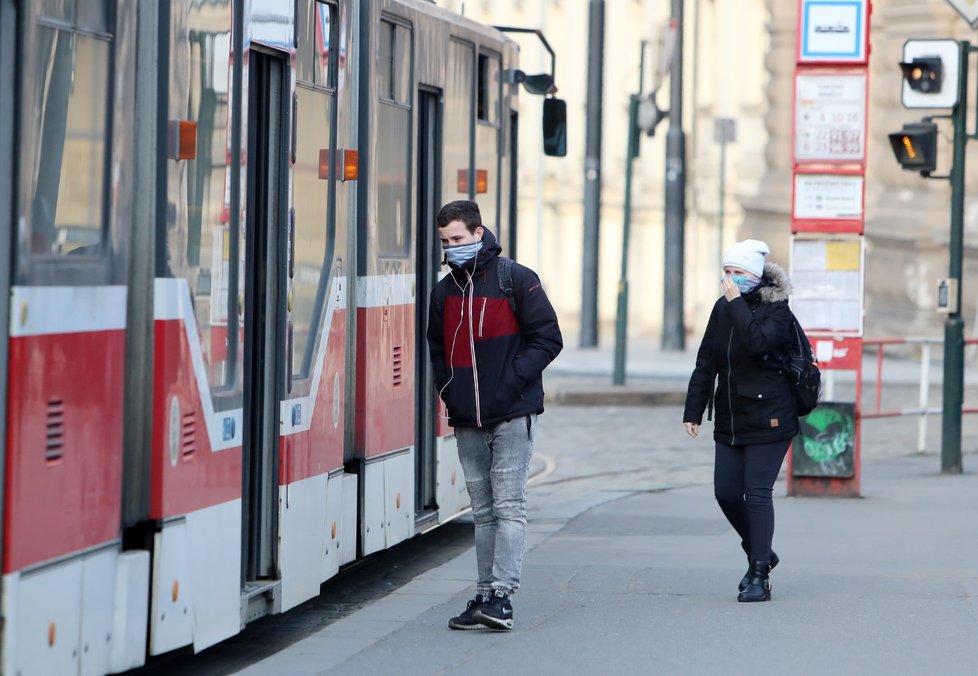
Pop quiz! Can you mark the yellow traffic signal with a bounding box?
[887,121,938,175]
[898,57,943,93]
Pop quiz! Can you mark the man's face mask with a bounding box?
[445,240,483,266]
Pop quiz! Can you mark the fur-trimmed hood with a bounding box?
[756,262,792,303]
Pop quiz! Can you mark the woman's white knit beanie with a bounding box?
[722,239,769,277]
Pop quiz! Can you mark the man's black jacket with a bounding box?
[426,228,562,428]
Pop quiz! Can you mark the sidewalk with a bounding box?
[233,343,978,675]
[238,454,978,676]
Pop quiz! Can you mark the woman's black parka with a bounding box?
[683,262,799,445]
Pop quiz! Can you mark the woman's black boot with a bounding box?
[737,560,772,602]
[738,550,779,592]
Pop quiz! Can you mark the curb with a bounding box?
[547,385,687,407]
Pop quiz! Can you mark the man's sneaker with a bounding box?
[472,589,514,630]
[448,594,488,630]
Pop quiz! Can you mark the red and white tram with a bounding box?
[0,1,564,673]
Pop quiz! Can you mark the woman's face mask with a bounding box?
[723,273,761,294]
[445,240,483,266]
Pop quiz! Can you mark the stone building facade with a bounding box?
[437,0,978,345]
[744,0,978,339]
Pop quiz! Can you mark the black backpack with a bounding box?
[497,256,517,314]
[783,313,821,417]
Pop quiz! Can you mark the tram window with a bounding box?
[77,0,109,33]
[298,1,336,88]
[296,2,315,83]
[378,20,411,105]
[292,86,334,379]
[377,20,412,258]
[37,0,73,23]
[315,2,336,88]
[36,1,109,33]
[378,21,393,100]
[477,53,500,125]
[443,40,473,203]
[166,1,237,392]
[26,24,110,258]
[393,25,411,105]
[375,104,410,258]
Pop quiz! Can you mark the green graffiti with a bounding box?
[799,406,854,463]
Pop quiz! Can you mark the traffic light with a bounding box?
[899,57,943,93]
[900,40,959,109]
[887,121,938,175]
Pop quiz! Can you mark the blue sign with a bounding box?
[799,0,868,64]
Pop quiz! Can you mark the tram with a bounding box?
[0,1,565,673]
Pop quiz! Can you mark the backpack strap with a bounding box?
[497,256,516,315]
[791,313,815,364]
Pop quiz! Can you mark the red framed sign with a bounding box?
[791,167,865,233]
[793,69,868,166]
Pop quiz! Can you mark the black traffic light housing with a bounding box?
[899,57,943,93]
[888,121,938,175]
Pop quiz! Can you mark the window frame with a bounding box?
[476,50,502,128]
[296,0,338,93]
[290,0,340,388]
[376,15,413,259]
[17,7,118,286]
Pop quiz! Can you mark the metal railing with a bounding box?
[861,337,978,453]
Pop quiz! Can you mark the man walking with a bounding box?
[426,200,562,631]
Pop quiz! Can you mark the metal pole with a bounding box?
[614,96,640,385]
[941,40,968,474]
[613,44,648,385]
[662,0,686,350]
[581,0,604,348]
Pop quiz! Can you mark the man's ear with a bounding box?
[474,225,485,240]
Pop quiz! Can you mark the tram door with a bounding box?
[0,0,14,616]
[415,88,441,520]
[242,49,288,582]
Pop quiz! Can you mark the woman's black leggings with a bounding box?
[714,439,791,563]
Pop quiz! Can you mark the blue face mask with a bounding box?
[445,240,483,266]
[728,274,761,294]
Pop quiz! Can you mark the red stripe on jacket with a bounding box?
[443,295,519,368]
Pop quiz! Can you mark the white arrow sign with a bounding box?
[945,0,978,28]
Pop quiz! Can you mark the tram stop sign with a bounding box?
[945,0,978,28]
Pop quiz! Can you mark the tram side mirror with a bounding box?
[542,98,567,157]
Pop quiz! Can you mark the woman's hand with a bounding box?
[721,275,741,302]
[683,422,699,438]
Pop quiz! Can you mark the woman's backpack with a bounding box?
[784,314,821,416]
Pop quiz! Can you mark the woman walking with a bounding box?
[683,239,799,602]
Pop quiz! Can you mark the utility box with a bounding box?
[937,278,958,313]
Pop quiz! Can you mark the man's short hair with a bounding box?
[436,200,482,232]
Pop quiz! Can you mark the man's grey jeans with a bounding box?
[454,414,536,596]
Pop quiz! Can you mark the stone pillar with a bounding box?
[737,0,797,266]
